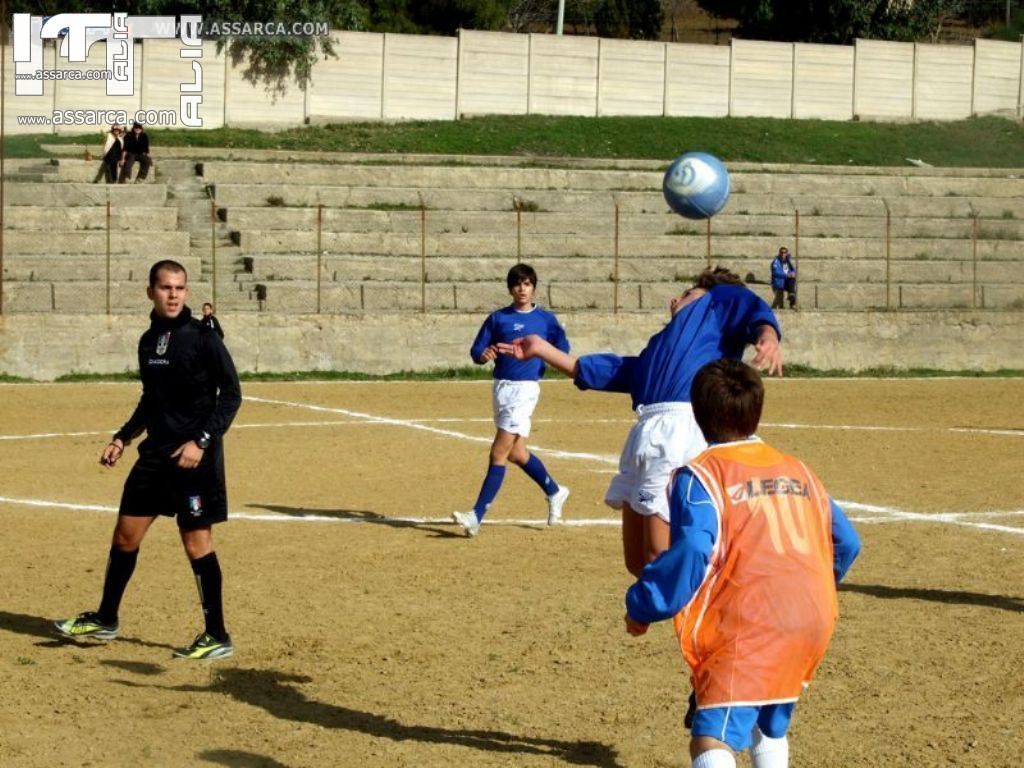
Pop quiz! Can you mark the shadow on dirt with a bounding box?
[247,504,549,537]
[197,749,290,768]
[134,667,623,767]
[0,610,176,650]
[840,583,1024,613]
[246,504,461,537]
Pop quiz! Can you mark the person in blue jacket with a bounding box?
[500,267,782,576]
[452,264,571,537]
[770,246,797,310]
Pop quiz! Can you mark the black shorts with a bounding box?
[119,443,228,529]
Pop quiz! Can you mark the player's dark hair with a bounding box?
[149,259,188,287]
[690,359,764,443]
[507,263,538,290]
[693,266,743,290]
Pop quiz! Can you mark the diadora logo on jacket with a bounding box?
[727,478,811,504]
[513,323,525,332]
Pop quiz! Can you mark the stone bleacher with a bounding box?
[2,159,202,314]
[2,154,1022,314]
[201,158,1024,313]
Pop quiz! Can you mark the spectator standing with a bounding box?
[201,303,224,339]
[770,247,797,310]
[93,124,123,184]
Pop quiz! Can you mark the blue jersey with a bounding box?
[574,283,780,410]
[471,304,569,381]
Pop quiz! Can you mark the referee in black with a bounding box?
[55,259,242,660]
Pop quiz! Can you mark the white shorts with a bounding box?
[492,379,541,437]
[604,402,708,523]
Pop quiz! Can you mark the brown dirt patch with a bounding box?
[0,378,1022,767]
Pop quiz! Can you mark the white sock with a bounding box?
[750,727,789,768]
[692,748,736,768]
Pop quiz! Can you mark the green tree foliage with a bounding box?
[694,0,966,44]
[593,0,663,38]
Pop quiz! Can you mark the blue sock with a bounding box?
[472,465,506,521]
[521,454,559,496]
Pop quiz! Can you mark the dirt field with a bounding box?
[0,377,1022,767]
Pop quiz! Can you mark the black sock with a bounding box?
[97,546,138,625]
[190,552,227,641]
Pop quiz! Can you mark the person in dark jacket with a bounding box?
[55,259,242,660]
[201,302,224,339]
[119,121,152,183]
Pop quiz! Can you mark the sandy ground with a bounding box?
[0,378,1022,767]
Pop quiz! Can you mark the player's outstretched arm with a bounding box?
[751,324,783,377]
[497,334,580,378]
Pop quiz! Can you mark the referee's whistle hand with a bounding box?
[172,441,205,469]
[100,441,123,468]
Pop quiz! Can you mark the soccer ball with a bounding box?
[662,152,731,219]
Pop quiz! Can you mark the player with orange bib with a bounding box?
[625,359,861,768]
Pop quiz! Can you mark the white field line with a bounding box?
[2,416,1018,442]
[0,494,1022,535]
[761,422,1023,438]
[243,395,620,464]
[1,394,1020,535]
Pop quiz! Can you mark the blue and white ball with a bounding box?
[662,152,731,219]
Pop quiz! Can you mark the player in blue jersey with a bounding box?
[500,267,782,574]
[452,264,571,537]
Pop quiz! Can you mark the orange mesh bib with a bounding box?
[674,440,839,708]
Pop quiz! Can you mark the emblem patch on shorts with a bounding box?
[188,495,203,516]
[156,332,171,356]
[637,490,656,505]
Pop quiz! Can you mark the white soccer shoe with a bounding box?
[547,486,570,526]
[451,510,481,537]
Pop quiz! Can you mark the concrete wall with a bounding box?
[793,44,854,120]
[309,31,384,121]
[6,32,1022,133]
[730,40,792,118]
[458,30,529,117]
[1,310,1021,380]
[914,43,974,120]
[855,39,915,119]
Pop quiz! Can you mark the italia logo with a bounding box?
[188,495,203,516]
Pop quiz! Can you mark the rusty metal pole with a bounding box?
[794,209,800,310]
[705,217,712,268]
[0,6,6,316]
[210,199,218,308]
[317,204,323,314]
[106,201,112,315]
[517,204,523,265]
[972,215,979,309]
[421,201,427,313]
[885,205,892,311]
[613,203,620,315]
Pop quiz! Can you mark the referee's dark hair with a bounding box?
[507,263,538,290]
[691,359,764,443]
[149,259,188,287]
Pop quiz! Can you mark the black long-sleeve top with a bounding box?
[114,306,241,455]
[122,130,149,155]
